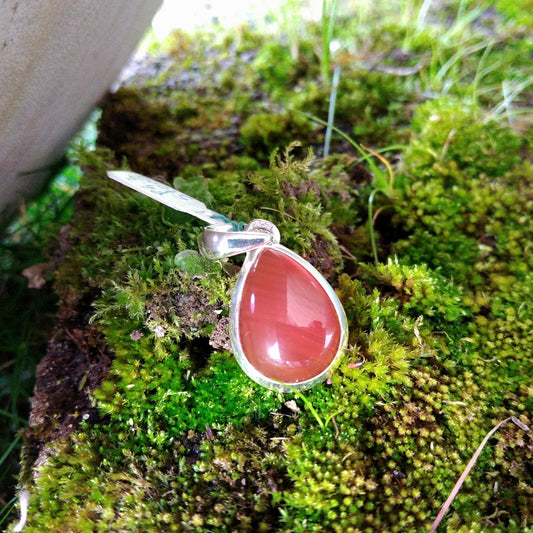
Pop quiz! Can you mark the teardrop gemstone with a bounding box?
[236,246,343,384]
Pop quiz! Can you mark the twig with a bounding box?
[0,359,15,372]
[331,415,340,439]
[372,206,386,225]
[370,58,428,76]
[414,316,424,356]
[339,245,357,261]
[429,416,530,532]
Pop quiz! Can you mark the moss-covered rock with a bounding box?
[9,4,532,532]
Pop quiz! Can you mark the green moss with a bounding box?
[23,420,291,532]
[337,73,413,146]
[372,257,468,324]
[405,97,523,176]
[494,0,533,27]
[393,96,532,288]
[253,42,299,94]
[240,112,315,162]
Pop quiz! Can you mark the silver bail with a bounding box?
[199,219,281,260]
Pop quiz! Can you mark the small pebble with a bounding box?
[130,330,144,341]
[154,325,166,338]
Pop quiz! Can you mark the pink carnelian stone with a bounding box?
[238,247,342,383]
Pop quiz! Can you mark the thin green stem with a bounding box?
[297,111,383,175]
[283,384,325,430]
[0,436,21,469]
[416,0,433,27]
[321,0,339,85]
[323,65,341,158]
[0,496,18,528]
[470,40,495,109]
[0,409,27,425]
[434,39,491,86]
[368,189,380,264]
[485,75,533,123]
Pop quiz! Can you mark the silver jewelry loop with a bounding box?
[199,220,280,260]
[244,219,281,243]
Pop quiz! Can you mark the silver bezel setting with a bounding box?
[229,243,348,392]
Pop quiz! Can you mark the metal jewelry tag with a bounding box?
[108,171,226,225]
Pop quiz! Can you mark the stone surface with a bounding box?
[238,247,342,383]
[0,0,161,223]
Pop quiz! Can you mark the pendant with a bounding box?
[107,171,348,391]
